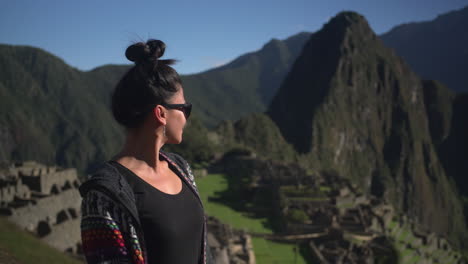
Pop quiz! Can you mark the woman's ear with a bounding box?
[153,105,167,125]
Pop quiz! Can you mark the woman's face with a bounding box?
[165,87,187,144]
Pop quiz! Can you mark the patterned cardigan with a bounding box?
[79,151,212,264]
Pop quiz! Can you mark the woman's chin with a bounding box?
[166,136,183,144]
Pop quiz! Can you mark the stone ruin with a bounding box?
[207,216,256,264]
[2,156,464,263]
[0,161,82,254]
[215,152,466,264]
[278,172,465,263]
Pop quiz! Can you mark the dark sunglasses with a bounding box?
[161,102,192,119]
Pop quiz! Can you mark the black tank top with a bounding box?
[110,161,204,264]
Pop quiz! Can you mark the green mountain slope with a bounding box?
[182,32,311,127]
[0,44,124,171]
[0,32,310,171]
[215,112,297,162]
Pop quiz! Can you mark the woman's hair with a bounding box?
[112,39,182,128]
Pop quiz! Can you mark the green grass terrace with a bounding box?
[197,173,312,263]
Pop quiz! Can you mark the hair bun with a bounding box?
[125,39,166,64]
[146,39,166,60]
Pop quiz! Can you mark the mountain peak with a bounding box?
[267,11,467,246]
[261,38,286,52]
[324,11,372,33]
[330,11,367,25]
[267,12,382,152]
[323,11,376,51]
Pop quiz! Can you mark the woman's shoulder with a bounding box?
[160,150,186,163]
[160,151,195,181]
[79,161,126,198]
[160,151,191,170]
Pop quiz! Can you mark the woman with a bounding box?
[79,39,213,264]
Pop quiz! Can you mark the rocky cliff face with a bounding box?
[268,12,467,246]
[422,81,468,241]
[436,91,468,198]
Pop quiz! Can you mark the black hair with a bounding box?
[112,39,182,128]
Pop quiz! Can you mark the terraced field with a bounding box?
[197,173,311,263]
[387,220,463,264]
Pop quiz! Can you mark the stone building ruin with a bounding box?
[215,152,466,264]
[0,161,82,254]
[207,216,256,264]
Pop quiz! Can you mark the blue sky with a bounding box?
[1,0,467,74]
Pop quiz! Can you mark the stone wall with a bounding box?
[15,162,49,175]
[0,161,82,254]
[207,216,256,264]
[8,188,81,234]
[42,219,81,254]
[21,168,78,195]
[0,178,30,206]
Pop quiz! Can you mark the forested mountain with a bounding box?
[381,5,468,93]
[214,112,297,162]
[0,32,311,171]
[182,32,311,127]
[267,11,467,248]
[0,45,126,172]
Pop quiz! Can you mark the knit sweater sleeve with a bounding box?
[81,189,145,264]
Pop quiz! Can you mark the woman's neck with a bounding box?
[115,125,165,170]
